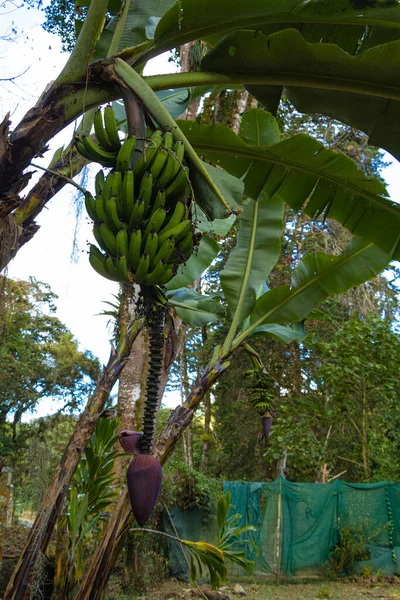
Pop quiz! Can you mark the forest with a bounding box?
[1,0,400,598]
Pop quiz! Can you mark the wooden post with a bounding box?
[275,478,282,585]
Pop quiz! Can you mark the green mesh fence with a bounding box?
[164,478,400,579]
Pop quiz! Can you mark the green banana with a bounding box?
[134,253,150,284]
[84,193,98,222]
[76,136,117,167]
[149,131,173,180]
[104,105,122,152]
[152,237,175,267]
[89,244,106,263]
[121,170,135,219]
[157,140,185,189]
[109,170,122,199]
[128,228,142,271]
[142,259,167,286]
[105,256,120,281]
[138,171,153,217]
[93,109,114,152]
[99,223,117,255]
[158,219,191,246]
[116,229,129,259]
[149,189,166,218]
[93,225,106,251]
[115,255,131,282]
[159,267,174,285]
[144,231,158,263]
[95,170,105,196]
[116,136,136,172]
[158,201,185,237]
[89,248,119,281]
[164,165,190,201]
[134,129,163,178]
[129,197,145,230]
[94,195,107,223]
[105,196,123,232]
[143,207,167,238]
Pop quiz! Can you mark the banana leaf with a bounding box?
[200,29,400,161]
[167,288,225,326]
[177,112,400,260]
[165,235,220,291]
[247,237,390,333]
[143,0,400,61]
[220,192,285,323]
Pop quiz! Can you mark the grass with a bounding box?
[134,577,400,600]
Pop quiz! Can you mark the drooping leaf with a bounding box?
[144,0,400,62]
[177,115,400,260]
[167,288,225,327]
[220,192,285,322]
[190,161,245,219]
[201,29,400,104]
[165,235,220,291]
[248,237,391,332]
[247,323,307,345]
[200,28,400,160]
[195,208,236,236]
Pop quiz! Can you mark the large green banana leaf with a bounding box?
[201,29,400,103]
[246,237,390,334]
[167,288,225,326]
[177,114,400,260]
[93,0,174,60]
[200,29,400,160]
[142,0,400,61]
[220,192,285,323]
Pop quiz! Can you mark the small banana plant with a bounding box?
[184,490,258,589]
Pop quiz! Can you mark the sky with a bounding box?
[1,3,400,419]
[0,2,181,417]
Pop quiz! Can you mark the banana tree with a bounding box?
[1,0,400,268]
[2,0,400,597]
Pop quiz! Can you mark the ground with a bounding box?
[134,577,400,600]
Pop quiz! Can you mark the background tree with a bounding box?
[0,275,100,435]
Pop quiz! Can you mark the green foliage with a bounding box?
[162,462,218,517]
[0,276,100,431]
[53,417,119,596]
[327,522,372,577]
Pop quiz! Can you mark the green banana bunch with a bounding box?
[80,107,199,287]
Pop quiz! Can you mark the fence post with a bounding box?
[275,477,282,584]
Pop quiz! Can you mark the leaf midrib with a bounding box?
[233,240,381,348]
[151,14,400,58]
[189,139,399,215]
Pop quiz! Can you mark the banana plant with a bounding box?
[2,0,400,268]
[3,1,400,598]
[52,418,120,599]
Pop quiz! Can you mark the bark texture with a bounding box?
[4,323,141,600]
[74,356,230,600]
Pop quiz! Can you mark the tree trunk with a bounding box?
[74,356,230,600]
[114,285,148,483]
[361,384,369,478]
[200,390,211,474]
[180,343,193,467]
[4,323,141,600]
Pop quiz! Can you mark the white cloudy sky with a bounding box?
[0,2,180,417]
[1,4,400,419]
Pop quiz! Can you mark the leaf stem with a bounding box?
[29,162,88,196]
[222,199,259,355]
[108,0,131,56]
[143,71,400,103]
[56,0,109,85]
